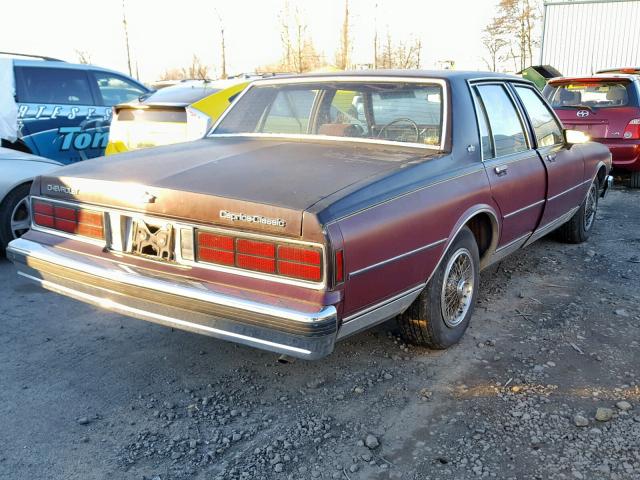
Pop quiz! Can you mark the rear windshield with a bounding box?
[143,85,220,105]
[211,81,444,148]
[546,81,635,109]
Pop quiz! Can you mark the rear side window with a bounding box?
[476,84,528,158]
[16,67,93,105]
[546,81,634,108]
[261,89,317,134]
[514,86,564,147]
[93,72,147,106]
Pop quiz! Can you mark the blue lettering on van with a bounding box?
[59,127,109,151]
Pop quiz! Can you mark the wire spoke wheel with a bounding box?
[10,196,31,239]
[583,183,597,231]
[440,247,475,328]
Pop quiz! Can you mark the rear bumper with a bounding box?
[6,238,338,359]
[595,139,640,171]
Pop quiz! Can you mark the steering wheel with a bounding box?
[377,118,420,143]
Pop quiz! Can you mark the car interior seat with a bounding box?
[558,89,580,106]
[606,87,628,106]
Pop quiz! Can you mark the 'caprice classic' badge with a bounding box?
[46,184,80,195]
[219,210,287,228]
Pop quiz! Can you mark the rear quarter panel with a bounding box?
[334,164,494,317]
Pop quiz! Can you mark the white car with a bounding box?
[0,147,61,253]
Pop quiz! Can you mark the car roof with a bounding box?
[119,79,246,108]
[251,69,519,83]
[548,73,639,83]
[11,58,141,76]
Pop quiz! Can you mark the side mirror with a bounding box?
[564,129,590,145]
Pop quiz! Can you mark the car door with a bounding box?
[512,84,585,226]
[472,83,547,249]
[14,66,108,164]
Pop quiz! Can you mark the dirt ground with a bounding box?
[0,180,638,480]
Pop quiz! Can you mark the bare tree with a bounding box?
[122,0,133,77]
[159,68,184,81]
[279,0,293,71]
[181,55,210,80]
[376,30,422,69]
[214,9,227,79]
[75,50,92,65]
[335,0,350,70]
[489,0,540,71]
[275,3,322,73]
[482,19,508,71]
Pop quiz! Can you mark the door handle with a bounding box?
[494,165,508,176]
[546,154,557,163]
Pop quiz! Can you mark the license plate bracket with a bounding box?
[131,219,175,261]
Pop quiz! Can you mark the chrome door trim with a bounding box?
[349,238,447,278]
[547,179,592,202]
[503,199,546,219]
[524,206,579,246]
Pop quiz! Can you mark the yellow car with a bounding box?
[105,79,249,155]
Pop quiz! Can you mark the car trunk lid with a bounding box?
[38,137,429,237]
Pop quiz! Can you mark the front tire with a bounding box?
[630,171,640,189]
[0,183,32,256]
[397,227,480,349]
[556,180,598,244]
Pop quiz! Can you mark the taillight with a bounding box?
[335,249,344,284]
[195,230,323,282]
[32,199,104,240]
[623,119,640,139]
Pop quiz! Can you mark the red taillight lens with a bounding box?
[237,254,276,273]
[199,247,234,266]
[197,232,235,266]
[623,119,640,139]
[335,250,344,284]
[195,229,323,282]
[278,245,321,265]
[237,239,276,258]
[278,260,321,281]
[32,199,104,239]
[198,232,234,250]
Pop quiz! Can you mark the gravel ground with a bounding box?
[0,181,638,480]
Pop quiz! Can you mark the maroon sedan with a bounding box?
[7,71,612,359]
[544,74,640,187]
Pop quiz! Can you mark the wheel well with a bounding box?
[596,165,607,188]
[465,212,497,264]
[0,181,32,211]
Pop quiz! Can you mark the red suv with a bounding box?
[543,74,640,187]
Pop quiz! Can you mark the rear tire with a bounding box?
[556,180,598,244]
[397,227,480,349]
[630,171,640,189]
[0,183,32,256]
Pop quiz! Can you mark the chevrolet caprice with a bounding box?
[7,71,613,359]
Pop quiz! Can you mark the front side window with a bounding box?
[94,73,147,106]
[17,67,93,105]
[514,86,564,147]
[545,81,634,109]
[213,81,444,148]
[476,84,528,157]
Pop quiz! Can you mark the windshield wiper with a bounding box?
[561,104,595,112]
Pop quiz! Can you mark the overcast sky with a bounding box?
[1,0,522,82]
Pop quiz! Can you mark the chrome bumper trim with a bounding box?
[7,238,337,359]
